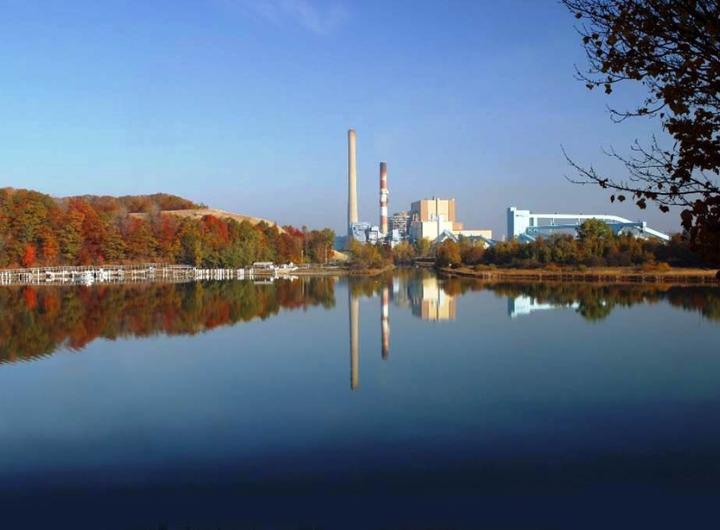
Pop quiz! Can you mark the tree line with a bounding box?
[0,188,334,268]
[433,219,699,270]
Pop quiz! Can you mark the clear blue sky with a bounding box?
[0,0,679,237]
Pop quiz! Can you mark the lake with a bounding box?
[0,270,719,529]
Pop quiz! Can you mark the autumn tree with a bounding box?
[124,218,157,260]
[37,226,59,263]
[413,237,433,258]
[307,228,336,264]
[562,0,720,262]
[21,244,37,268]
[458,237,485,265]
[393,241,416,263]
[59,205,85,263]
[435,240,462,268]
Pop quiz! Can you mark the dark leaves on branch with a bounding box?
[561,0,720,263]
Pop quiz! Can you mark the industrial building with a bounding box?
[408,197,492,244]
[344,129,491,247]
[390,211,411,240]
[507,206,670,242]
[408,198,460,242]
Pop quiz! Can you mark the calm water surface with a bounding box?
[0,270,719,529]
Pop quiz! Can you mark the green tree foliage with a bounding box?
[562,0,720,263]
[0,188,335,268]
[577,218,613,242]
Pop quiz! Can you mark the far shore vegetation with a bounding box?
[432,219,705,272]
[346,218,717,277]
[0,187,335,269]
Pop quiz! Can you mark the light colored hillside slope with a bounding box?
[130,209,284,233]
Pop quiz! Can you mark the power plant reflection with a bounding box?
[347,273,457,390]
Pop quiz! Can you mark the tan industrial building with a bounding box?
[409,197,492,243]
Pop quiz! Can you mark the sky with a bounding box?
[0,0,681,238]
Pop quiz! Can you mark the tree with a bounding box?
[21,244,36,268]
[393,241,416,263]
[38,226,59,263]
[577,218,613,241]
[59,206,85,263]
[125,218,157,260]
[413,237,433,258]
[562,0,720,262]
[435,240,462,268]
[459,237,485,265]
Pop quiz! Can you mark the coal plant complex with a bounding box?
[342,128,670,249]
[343,129,493,249]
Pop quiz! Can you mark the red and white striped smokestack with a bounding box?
[379,162,389,235]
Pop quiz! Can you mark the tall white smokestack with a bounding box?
[348,129,358,241]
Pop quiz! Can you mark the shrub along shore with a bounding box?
[437,265,719,284]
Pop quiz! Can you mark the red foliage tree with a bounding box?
[21,244,36,268]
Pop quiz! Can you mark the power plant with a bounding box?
[344,129,491,247]
[342,129,668,248]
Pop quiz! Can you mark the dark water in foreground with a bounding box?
[0,270,719,529]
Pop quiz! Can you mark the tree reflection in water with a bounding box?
[437,274,720,322]
[1,271,718,365]
[0,278,335,365]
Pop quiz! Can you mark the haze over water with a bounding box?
[0,271,719,529]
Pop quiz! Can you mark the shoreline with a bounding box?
[292,264,394,277]
[436,265,719,284]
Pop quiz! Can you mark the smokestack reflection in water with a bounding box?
[349,289,359,391]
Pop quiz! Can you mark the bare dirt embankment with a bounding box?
[129,208,284,232]
[437,266,720,284]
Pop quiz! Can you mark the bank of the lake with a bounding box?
[293,264,394,276]
[437,265,719,284]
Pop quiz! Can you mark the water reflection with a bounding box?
[381,282,390,359]
[0,278,336,365]
[509,295,580,318]
[0,271,719,367]
[408,274,457,321]
[1,271,718,529]
[349,288,360,391]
